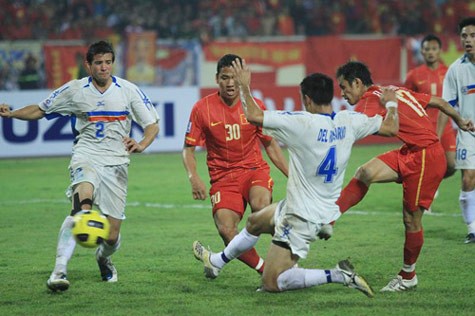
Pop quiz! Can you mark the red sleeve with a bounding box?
[354,96,386,117]
[404,69,416,91]
[184,101,205,147]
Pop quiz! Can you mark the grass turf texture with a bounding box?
[0,144,474,315]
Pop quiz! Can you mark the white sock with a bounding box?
[277,267,345,291]
[210,228,259,269]
[97,234,121,259]
[54,215,76,274]
[459,190,475,233]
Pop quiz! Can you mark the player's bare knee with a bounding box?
[403,212,422,231]
[249,199,270,213]
[461,172,475,191]
[245,214,262,235]
[354,165,372,183]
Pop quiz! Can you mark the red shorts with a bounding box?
[440,124,456,153]
[209,169,274,217]
[378,142,446,212]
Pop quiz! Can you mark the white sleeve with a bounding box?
[348,111,382,140]
[262,111,307,144]
[38,81,78,116]
[442,65,458,107]
[129,86,160,128]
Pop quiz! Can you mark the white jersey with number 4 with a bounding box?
[263,110,382,224]
[38,76,159,166]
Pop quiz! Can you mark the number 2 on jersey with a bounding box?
[95,122,105,138]
[317,146,338,182]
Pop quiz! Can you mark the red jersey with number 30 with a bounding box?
[355,86,438,148]
[185,92,272,182]
[404,63,448,126]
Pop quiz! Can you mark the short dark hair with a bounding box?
[217,54,242,74]
[300,73,333,105]
[336,61,374,86]
[458,17,475,34]
[86,41,115,64]
[421,34,442,48]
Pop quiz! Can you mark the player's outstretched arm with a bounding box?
[429,96,475,132]
[231,59,264,126]
[0,104,45,120]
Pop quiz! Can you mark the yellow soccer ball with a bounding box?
[72,210,110,248]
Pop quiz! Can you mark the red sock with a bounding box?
[237,247,264,273]
[399,230,424,279]
[336,178,369,213]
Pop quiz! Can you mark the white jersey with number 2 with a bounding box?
[263,110,382,224]
[38,76,159,166]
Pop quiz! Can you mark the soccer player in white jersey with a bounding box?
[192,59,399,296]
[441,17,475,244]
[0,41,160,291]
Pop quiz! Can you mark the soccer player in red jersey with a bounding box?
[335,61,474,292]
[404,34,456,178]
[183,54,288,277]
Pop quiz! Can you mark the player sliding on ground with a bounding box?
[193,58,399,296]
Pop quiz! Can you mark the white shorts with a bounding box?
[272,200,322,259]
[455,130,475,169]
[66,158,129,220]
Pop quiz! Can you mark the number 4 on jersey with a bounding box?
[317,146,338,182]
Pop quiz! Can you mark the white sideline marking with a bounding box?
[0,199,461,217]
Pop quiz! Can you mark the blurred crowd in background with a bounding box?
[0,0,473,91]
[1,0,474,41]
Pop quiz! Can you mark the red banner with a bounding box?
[202,41,306,110]
[203,41,306,67]
[201,86,301,112]
[43,44,88,88]
[306,36,402,88]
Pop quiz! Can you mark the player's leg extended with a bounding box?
[262,234,374,297]
[47,182,94,291]
[460,169,475,243]
[213,208,264,272]
[337,155,399,213]
[261,242,298,292]
[206,203,277,273]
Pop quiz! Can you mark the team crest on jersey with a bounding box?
[240,114,249,125]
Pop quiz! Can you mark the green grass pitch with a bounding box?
[0,144,474,315]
